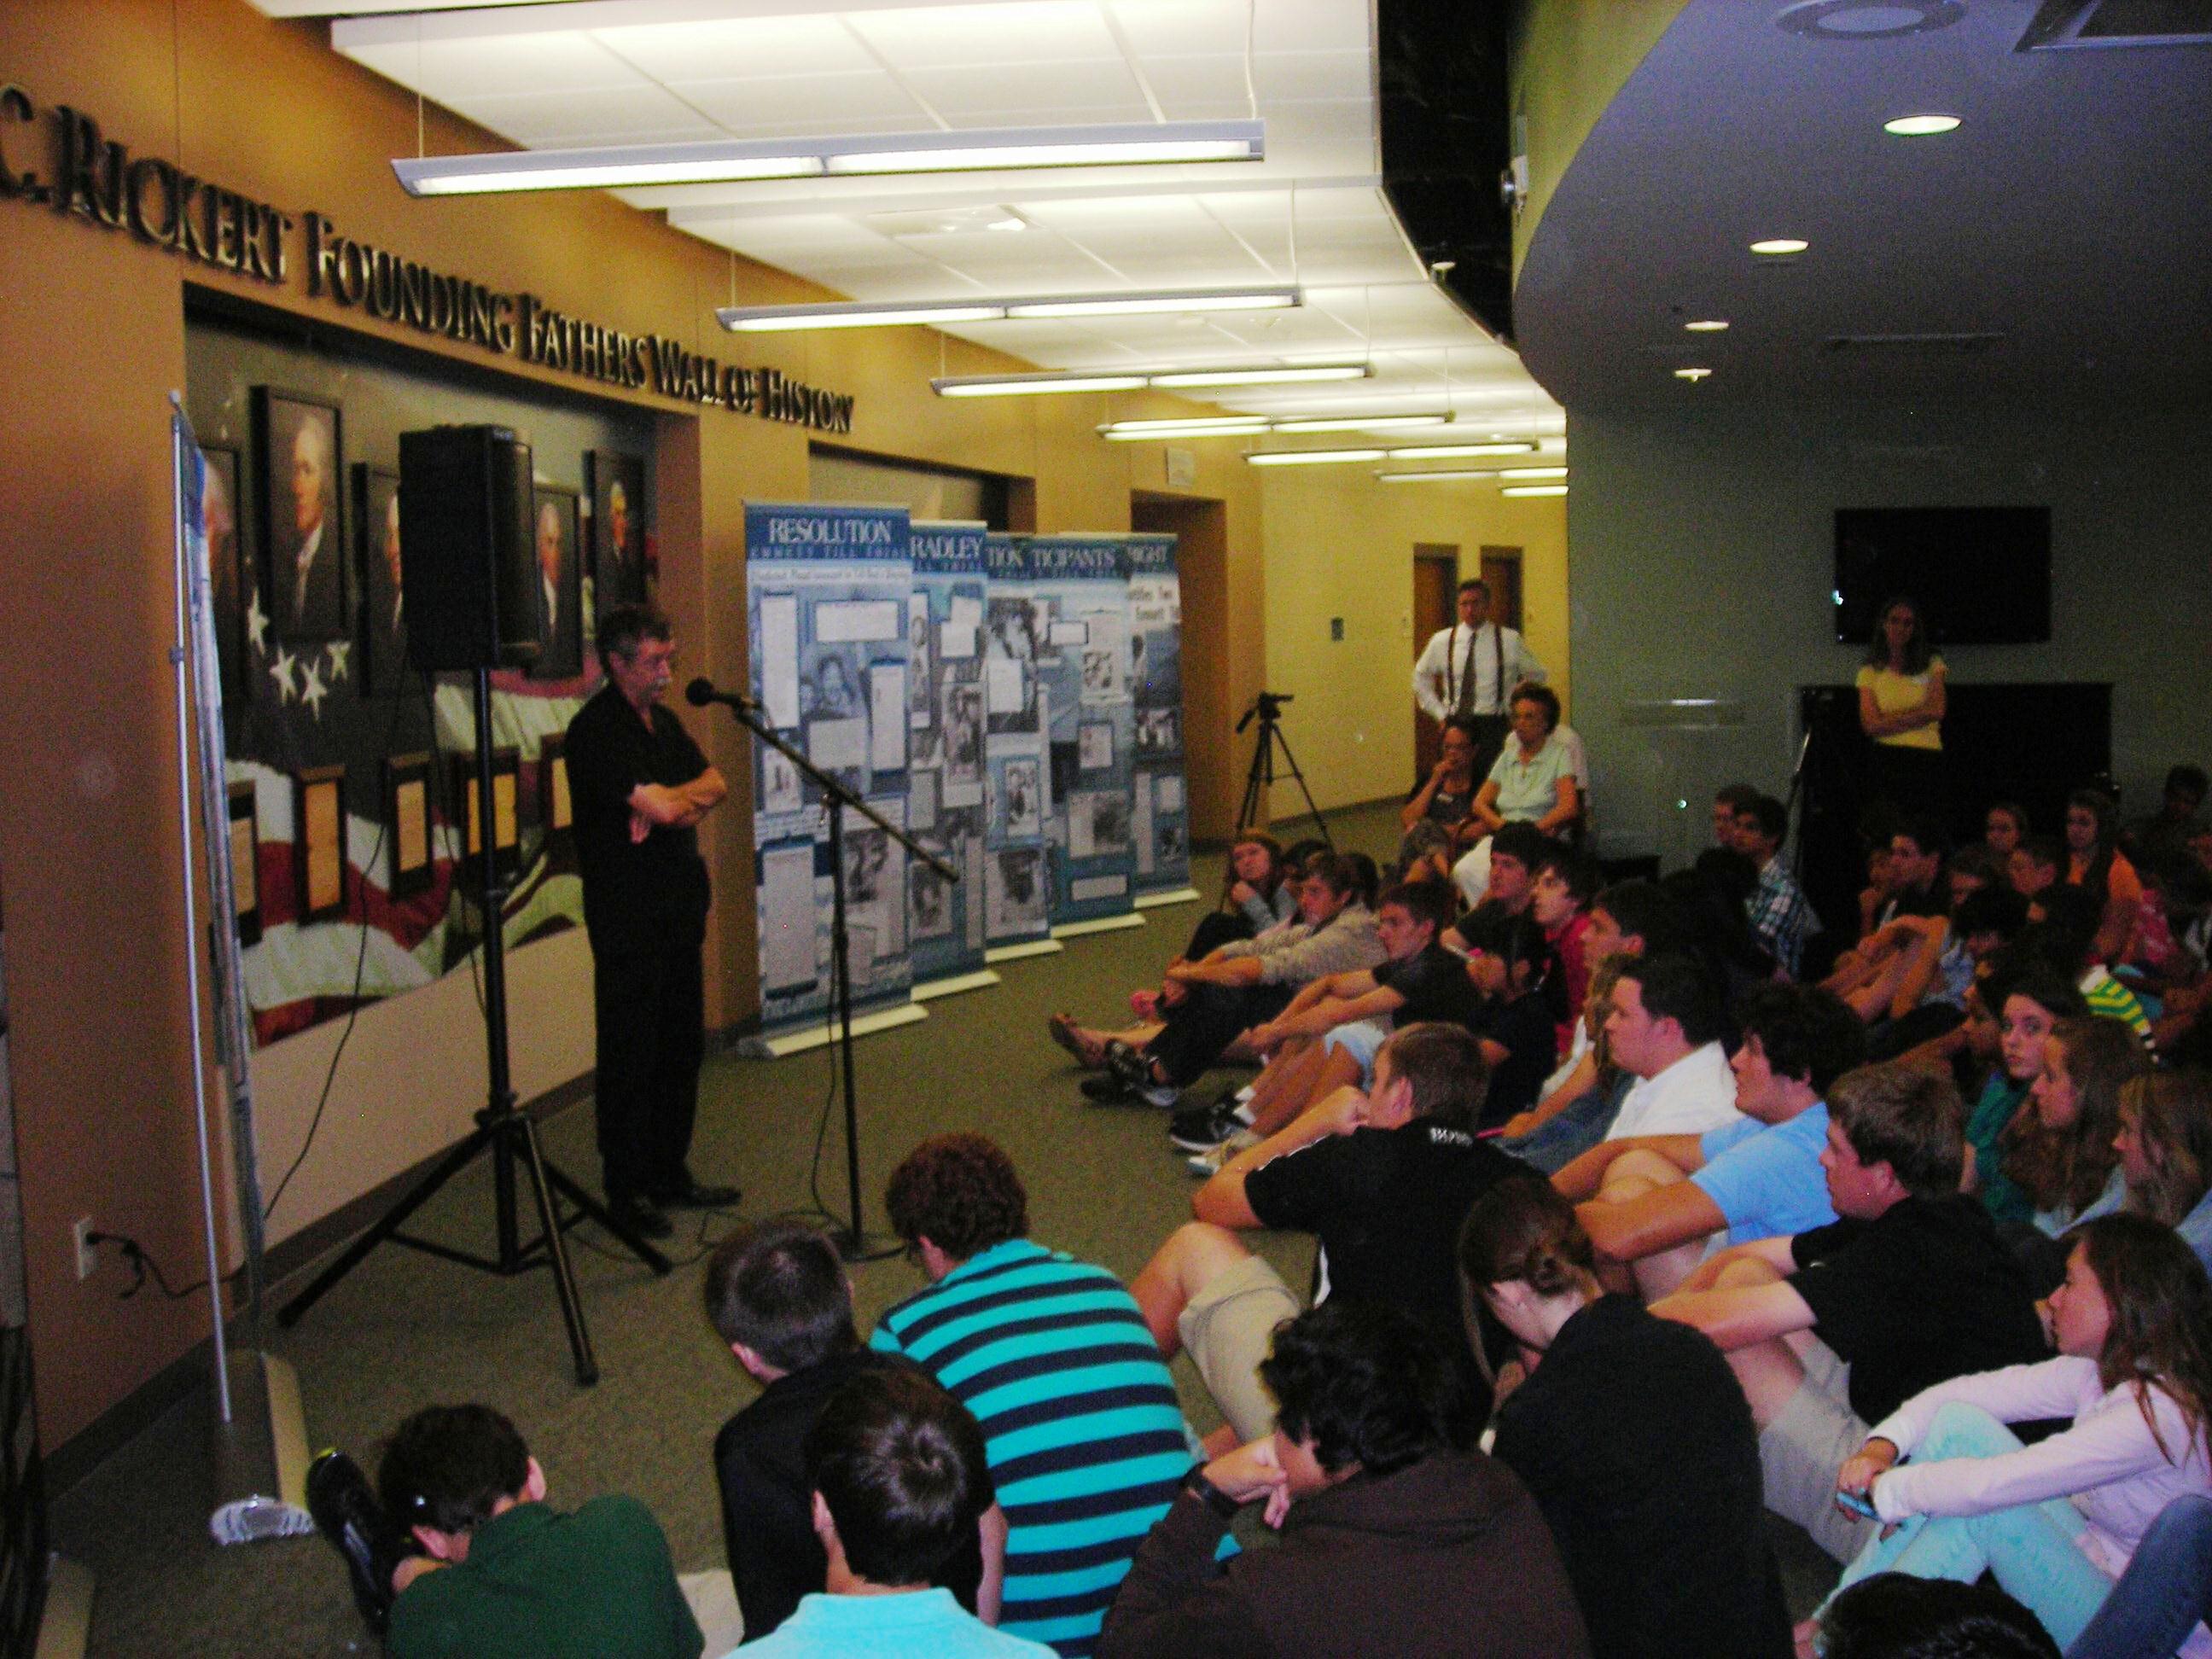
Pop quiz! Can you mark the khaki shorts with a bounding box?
[1760,1336,1877,1564]
[1177,1253,1303,1445]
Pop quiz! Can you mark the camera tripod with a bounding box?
[1236,691,1332,847]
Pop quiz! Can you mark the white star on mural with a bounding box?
[245,592,269,655]
[324,639,352,683]
[299,658,328,719]
[268,644,298,704]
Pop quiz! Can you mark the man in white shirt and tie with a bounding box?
[1410,579,1545,781]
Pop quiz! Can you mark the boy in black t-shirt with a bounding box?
[1130,1024,1525,1448]
[1650,1062,2047,1563]
[1172,880,1468,1155]
[1462,914,1564,1130]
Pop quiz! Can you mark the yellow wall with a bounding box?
[1258,470,1569,818]
[0,0,1551,1449]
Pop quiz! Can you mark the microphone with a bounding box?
[685,677,763,717]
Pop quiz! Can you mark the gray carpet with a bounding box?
[51,800,1836,1654]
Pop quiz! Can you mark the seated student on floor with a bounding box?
[1650,1062,2051,1564]
[2065,787,2145,969]
[2029,884,2156,1046]
[1827,823,1950,995]
[1097,1300,1592,1659]
[2000,1016,2151,1240]
[1531,846,1598,1046]
[2075,1070,2212,1278]
[1554,982,1865,1299]
[1598,952,1744,1144]
[1132,1022,1526,1445]
[1465,915,1569,1132]
[1167,878,1465,1161]
[735,1368,1050,1659]
[1969,958,2092,1227]
[1815,1576,2060,1659]
[1809,1214,2212,1657]
[703,1220,998,1642]
[1732,791,1819,983]
[1500,955,1637,1174]
[377,1404,715,1659]
[1857,884,2029,1063]
[1062,852,1384,1109]
[1459,1177,1792,1659]
[2011,834,2064,904]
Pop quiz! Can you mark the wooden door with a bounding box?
[1480,546,1523,633]
[1412,545,1459,780]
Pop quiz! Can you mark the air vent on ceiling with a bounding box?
[2019,0,2212,49]
[1819,332,2004,356]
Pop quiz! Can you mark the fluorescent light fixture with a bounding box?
[1376,469,1492,483]
[1503,484,1569,497]
[938,360,1363,399]
[1685,318,1731,332]
[934,371,1149,398]
[1005,287,1299,319]
[1749,238,1809,255]
[1149,364,1364,387]
[1884,114,1961,136]
[1269,414,1447,434]
[1245,449,1387,467]
[1103,422,1269,441]
[731,286,1301,334]
[1500,467,1570,480]
[1102,416,1271,436]
[1675,367,1714,381]
[722,300,1008,333]
[395,119,1263,197]
[1385,441,1537,458]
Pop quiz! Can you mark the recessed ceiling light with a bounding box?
[1675,367,1714,381]
[1749,238,1809,256]
[1685,319,1730,332]
[1777,1,1964,41]
[1502,484,1569,497]
[1884,114,1961,137]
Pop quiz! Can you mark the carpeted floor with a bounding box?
[50,800,1837,1654]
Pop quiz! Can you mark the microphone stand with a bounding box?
[694,690,956,1260]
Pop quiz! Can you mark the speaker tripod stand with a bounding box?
[1236,690,1331,847]
[276,667,670,1385]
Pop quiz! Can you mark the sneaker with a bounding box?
[1105,1040,1156,1096]
[1185,1130,1260,1177]
[1080,1073,1138,1104]
[306,1448,400,1635]
[1167,1101,1244,1153]
[1137,1081,1181,1110]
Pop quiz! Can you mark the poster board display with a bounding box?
[981,533,1053,951]
[746,502,914,1033]
[905,521,991,987]
[1021,535,1138,926]
[1124,533,1193,898]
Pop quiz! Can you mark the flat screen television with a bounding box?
[1833,506,2052,645]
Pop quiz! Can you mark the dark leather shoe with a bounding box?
[1080,1073,1138,1104]
[605,1192,674,1238]
[652,1179,741,1211]
[306,1448,400,1635]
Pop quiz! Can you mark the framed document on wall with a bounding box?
[228,779,262,946]
[292,764,347,923]
[538,734,573,841]
[382,752,434,898]
[448,748,521,882]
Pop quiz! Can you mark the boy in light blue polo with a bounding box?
[1553,984,1865,1298]
[733,1367,1049,1659]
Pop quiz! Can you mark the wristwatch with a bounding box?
[1182,1464,1242,1520]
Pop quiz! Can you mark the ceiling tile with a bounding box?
[589,15,879,81]
[1251,49,1371,104]
[903,61,1152,119]
[666,71,925,130]
[346,32,639,102]
[460,85,726,146]
[1103,0,1253,59]
[846,2,1121,70]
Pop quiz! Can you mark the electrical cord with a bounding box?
[84,1231,208,1301]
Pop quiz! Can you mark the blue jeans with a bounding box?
[2067,1494,2212,1659]
[1499,1071,1628,1173]
[1828,1403,2114,1650]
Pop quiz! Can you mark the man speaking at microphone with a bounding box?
[566,602,738,1239]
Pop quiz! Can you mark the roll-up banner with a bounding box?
[980,533,1055,954]
[905,521,995,994]
[744,502,915,1038]
[1021,534,1140,929]
[1124,533,1196,902]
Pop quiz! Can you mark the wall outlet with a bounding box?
[73,1217,96,1281]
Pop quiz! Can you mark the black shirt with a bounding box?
[1246,1120,1523,1360]
[1377,942,1484,1031]
[1790,1193,2049,1425]
[565,683,713,955]
[713,1347,981,1642]
[1493,1295,1790,1659]
[1469,990,1560,1130]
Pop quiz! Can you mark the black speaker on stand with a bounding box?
[278,427,669,1385]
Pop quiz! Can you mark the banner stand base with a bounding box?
[985,938,1064,964]
[1051,913,1149,940]
[1132,888,1202,911]
[736,1001,929,1060]
[912,969,1002,1003]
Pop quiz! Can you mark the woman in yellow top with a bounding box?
[1857,595,1947,824]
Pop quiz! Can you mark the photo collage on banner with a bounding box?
[1124,533,1193,897]
[981,533,1052,948]
[746,503,913,1034]
[1022,535,1138,925]
[905,521,990,985]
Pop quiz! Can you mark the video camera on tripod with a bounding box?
[1236,690,1294,733]
[1235,691,1329,845]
